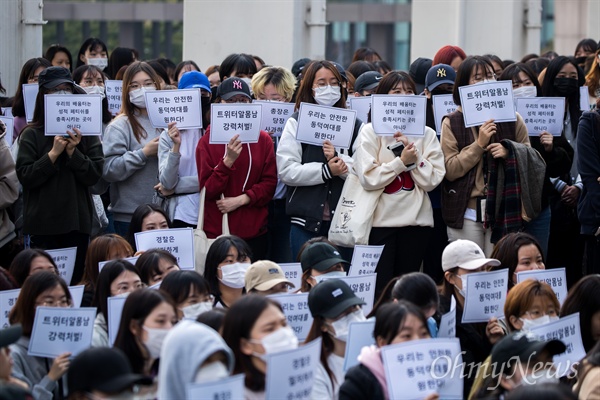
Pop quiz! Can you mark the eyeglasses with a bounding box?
[129,81,156,91]
[224,97,251,104]
[313,81,340,89]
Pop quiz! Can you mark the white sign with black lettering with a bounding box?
[517,268,567,306]
[0,289,20,329]
[28,306,96,358]
[295,103,357,149]
[0,116,14,147]
[267,292,313,341]
[349,96,372,125]
[432,94,458,134]
[98,256,139,272]
[44,94,103,136]
[69,285,85,308]
[134,227,194,270]
[371,94,427,136]
[515,97,565,136]
[343,319,376,371]
[438,296,457,338]
[210,103,262,144]
[254,100,294,138]
[105,80,122,116]
[580,86,591,111]
[320,274,377,316]
[145,89,202,129]
[459,81,517,127]
[107,296,127,346]
[348,245,384,276]
[46,247,77,285]
[279,263,303,293]
[23,83,38,122]
[462,269,508,324]
[186,374,245,400]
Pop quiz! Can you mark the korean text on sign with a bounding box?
[458,81,517,127]
[267,292,313,341]
[134,227,195,270]
[0,289,20,328]
[295,102,357,149]
[432,94,458,134]
[461,269,508,323]
[46,247,77,285]
[187,374,245,400]
[210,103,262,144]
[515,97,565,136]
[438,296,457,339]
[279,263,303,292]
[348,244,384,276]
[516,268,567,306]
[254,100,294,138]
[320,274,377,316]
[45,94,103,136]
[105,80,123,116]
[145,89,203,129]
[371,94,427,136]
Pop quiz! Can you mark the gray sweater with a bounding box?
[102,114,162,222]
[10,337,61,400]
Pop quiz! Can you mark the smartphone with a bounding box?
[387,141,405,157]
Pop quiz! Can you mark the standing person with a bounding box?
[16,66,104,285]
[102,61,163,236]
[276,60,363,259]
[197,77,277,260]
[584,48,600,108]
[432,45,467,72]
[75,38,109,72]
[440,56,530,255]
[44,44,72,72]
[106,47,137,80]
[0,119,19,269]
[72,65,113,133]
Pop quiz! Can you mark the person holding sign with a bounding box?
[352,71,445,296]
[0,119,18,267]
[135,249,180,286]
[339,301,435,400]
[221,294,298,399]
[16,66,104,285]
[102,62,163,237]
[440,56,530,255]
[160,270,214,320]
[306,279,366,399]
[8,249,59,287]
[490,232,545,289]
[8,272,73,400]
[197,77,277,260]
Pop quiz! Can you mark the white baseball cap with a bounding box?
[441,239,501,272]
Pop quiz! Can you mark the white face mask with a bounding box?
[520,315,559,331]
[519,369,560,386]
[129,87,154,108]
[143,326,170,359]
[219,262,250,289]
[512,86,537,98]
[312,270,346,284]
[330,309,366,342]
[181,301,213,319]
[252,326,298,361]
[84,85,106,99]
[454,275,467,298]
[194,361,229,383]
[88,57,108,70]
[314,85,341,107]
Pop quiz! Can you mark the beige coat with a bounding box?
[0,121,19,247]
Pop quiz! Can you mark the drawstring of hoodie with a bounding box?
[222,143,252,193]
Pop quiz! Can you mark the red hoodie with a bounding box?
[196,126,277,239]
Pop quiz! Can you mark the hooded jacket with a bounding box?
[157,320,235,400]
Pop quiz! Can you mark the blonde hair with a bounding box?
[251,66,296,102]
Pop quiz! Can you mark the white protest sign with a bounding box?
[186,374,245,400]
[517,268,567,306]
[265,337,322,400]
[46,247,77,285]
[348,245,384,276]
[279,263,303,292]
[458,81,517,127]
[98,256,139,272]
[134,228,194,270]
[0,116,14,147]
[145,89,202,129]
[44,94,103,136]
[432,94,458,135]
[28,306,95,358]
[105,80,122,116]
[343,319,376,372]
[529,313,586,377]
[320,274,377,316]
[382,338,463,400]
[438,296,457,338]
[371,94,427,136]
[210,103,262,144]
[23,83,38,122]
[267,292,313,341]
[349,96,372,124]
[296,102,357,149]
[69,285,85,308]
[515,97,565,136]
[254,100,295,137]
[462,269,508,324]
[0,289,20,328]
[107,296,127,346]
[580,86,591,111]
[1,107,13,118]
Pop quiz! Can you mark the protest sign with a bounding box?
[28,306,95,358]
[0,289,20,328]
[349,96,372,124]
[458,81,517,127]
[107,296,127,346]
[186,374,245,400]
[1,107,13,118]
[279,263,303,292]
[296,103,356,149]
[517,268,567,306]
[580,86,591,111]
[254,100,294,137]
[46,247,77,285]
[145,89,202,129]
[265,337,322,400]
[267,292,313,341]
[105,80,122,116]
[462,269,508,323]
[210,103,262,144]
[515,97,565,136]
[134,228,194,270]
[438,296,457,338]
[44,94,103,136]
[98,256,139,272]
[320,274,377,316]
[69,285,85,308]
[23,83,38,122]
[343,319,376,371]
[348,245,384,276]
[371,94,427,136]
[0,116,14,147]
[432,94,458,134]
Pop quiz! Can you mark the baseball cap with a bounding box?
[331,62,348,82]
[491,331,566,368]
[292,58,311,78]
[217,77,252,101]
[300,242,349,273]
[38,66,74,89]
[178,71,211,92]
[441,239,501,272]
[409,57,432,94]
[308,278,365,318]
[68,347,152,394]
[245,260,295,292]
[354,71,383,93]
[425,64,456,92]
[0,325,22,348]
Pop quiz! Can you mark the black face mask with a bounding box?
[430,87,453,96]
[201,96,211,128]
[575,56,588,66]
[553,77,579,96]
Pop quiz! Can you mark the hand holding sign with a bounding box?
[48,352,71,381]
[223,134,243,167]
[477,119,497,148]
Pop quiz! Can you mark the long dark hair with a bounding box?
[12,57,51,118]
[561,275,600,352]
[75,38,108,69]
[107,47,137,79]
[204,235,252,297]
[9,248,58,287]
[91,259,140,320]
[72,65,112,123]
[374,301,430,345]
[369,272,439,318]
[489,232,544,289]
[44,44,73,73]
[294,60,347,111]
[452,56,495,106]
[126,203,171,251]
[304,314,336,386]
[219,53,257,81]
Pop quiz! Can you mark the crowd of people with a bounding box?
[0,35,600,400]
